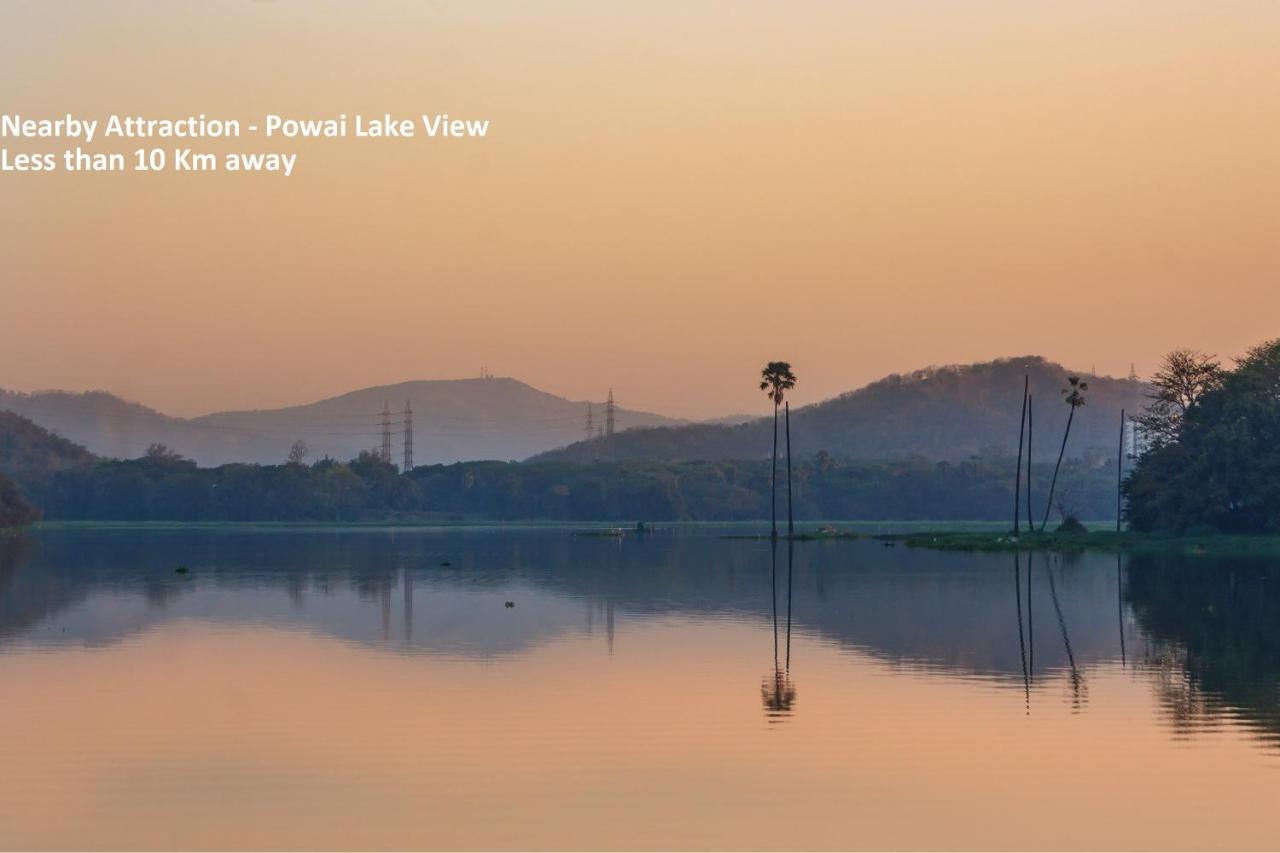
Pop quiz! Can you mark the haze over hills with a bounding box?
[0,378,683,467]
[2,357,1150,468]
[535,357,1150,464]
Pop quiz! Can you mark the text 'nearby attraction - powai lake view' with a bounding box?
[1,527,1279,850]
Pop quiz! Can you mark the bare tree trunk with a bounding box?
[1040,404,1076,531]
[1026,395,1033,530]
[1116,408,1125,532]
[1014,376,1028,534]
[771,402,779,538]
[785,402,794,537]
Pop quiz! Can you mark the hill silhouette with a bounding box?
[534,357,1148,463]
[0,379,681,467]
[0,409,96,476]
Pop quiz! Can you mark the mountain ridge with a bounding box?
[533,356,1150,463]
[0,377,682,466]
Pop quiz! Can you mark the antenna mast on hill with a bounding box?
[605,389,615,437]
[380,401,392,465]
[584,403,594,441]
[403,400,414,471]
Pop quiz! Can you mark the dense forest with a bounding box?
[11,444,1118,524]
[1125,339,1280,534]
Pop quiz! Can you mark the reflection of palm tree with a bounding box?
[770,539,779,666]
[1046,558,1086,704]
[1014,552,1030,712]
[761,668,797,721]
[762,538,798,722]
[1027,543,1033,676]
[785,539,794,670]
[760,362,797,539]
[1041,376,1088,531]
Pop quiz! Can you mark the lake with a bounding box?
[1,527,1278,850]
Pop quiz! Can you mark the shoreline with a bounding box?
[22,520,1280,554]
[892,529,1280,555]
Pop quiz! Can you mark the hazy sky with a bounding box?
[1,1,1277,417]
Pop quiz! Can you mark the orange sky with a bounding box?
[1,1,1277,418]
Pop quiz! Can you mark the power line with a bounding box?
[605,388,615,437]
[403,400,414,472]
[380,401,392,465]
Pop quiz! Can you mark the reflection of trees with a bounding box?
[1116,554,1126,667]
[1126,554,1280,742]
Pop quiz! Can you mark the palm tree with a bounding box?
[1040,376,1088,531]
[760,361,797,538]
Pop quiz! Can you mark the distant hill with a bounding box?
[534,357,1150,463]
[0,409,96,476]
[0,378,682,467]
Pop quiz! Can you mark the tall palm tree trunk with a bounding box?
[1040,405,1076,531]
[1116,409,1125,532]
[1026,395,1033,529]
[771,402,779,538]
[1013,376,1028,534]
[785,402,794,537]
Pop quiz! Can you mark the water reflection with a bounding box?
[1014,552,1029,711]
[4,529,1280,848]
[1125,552,1280,746]
[1045,555,1086,708]
[762,540,797,723]
[0,528,1279,745]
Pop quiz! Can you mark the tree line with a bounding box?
[12,445,1120,523]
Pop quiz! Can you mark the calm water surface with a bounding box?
[1,528,1278,850]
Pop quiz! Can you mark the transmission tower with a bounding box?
[584,403,594,441]
[380,401,392,464]
[403,400,414,471]
[605,388,615,437]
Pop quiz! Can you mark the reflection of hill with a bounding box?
[1125,553,1280,742]
[3,530,1129,682]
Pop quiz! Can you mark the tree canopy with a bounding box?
[1125,339,1280,533]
